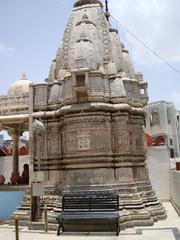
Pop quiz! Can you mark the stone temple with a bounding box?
[7,0,167,230]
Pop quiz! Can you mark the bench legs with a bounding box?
[57,219,64,236]
[116,225,120,236]
[116,217,120,236]
[57,225,61,236]
[57,218,120,236]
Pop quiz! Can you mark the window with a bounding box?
[169,138,173,146]
[76,75,85,87]
[150,115,153,126]
[167,108,171,124]
[140,88,145,95]
[170,148,174,158]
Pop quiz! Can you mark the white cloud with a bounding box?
[0,43,15,57]
[110,0,180,66]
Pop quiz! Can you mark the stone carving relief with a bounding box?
[78,131,90,151]
[70,40,97,70]
[118,131,129,151]
[61,13,75,68]
[75,58,88,69]
[33,120,46,170]
[47,126,61,158]
[49,83,60,104]
[65,131,77,153]
[136,136,144,152]
[131,84,140,100]
[98,8,112,62]
[33,119,46,136]
[110,76,126,99]
[34,85,48,109]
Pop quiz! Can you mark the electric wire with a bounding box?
[110,14,180,76]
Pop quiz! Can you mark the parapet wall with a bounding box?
[147,146,170,200]
[0,95,29,116]
[0,95,29,108]
[170,170,180,216]
[147,100,174,107]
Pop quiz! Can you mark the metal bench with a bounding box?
[56,192,120,236]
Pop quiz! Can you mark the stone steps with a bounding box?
[9,182,167,231]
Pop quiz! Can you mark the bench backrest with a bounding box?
[62,194,119,212]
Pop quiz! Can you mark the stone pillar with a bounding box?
[11,131,21,175]
[29,84,34,184]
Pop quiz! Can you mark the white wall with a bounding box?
[147,146,170,200]
[0,135,4,147]
[170,171,180,216]
[0,156,29,183]
[145,101,180,157]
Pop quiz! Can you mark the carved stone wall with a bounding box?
[0,95,29,116]
[32,109,147,187]
[33,119,63,171]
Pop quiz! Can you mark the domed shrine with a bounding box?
[8,73,31,97]
[0,73,31,176]
[27,0,166,229]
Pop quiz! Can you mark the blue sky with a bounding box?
[0,0,180,110]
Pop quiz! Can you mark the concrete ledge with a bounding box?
[171,199,180,217]
[170,170,180,217]
[0,185,28,192]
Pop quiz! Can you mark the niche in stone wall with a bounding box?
[74,73,88,102]
[76,74,85,87]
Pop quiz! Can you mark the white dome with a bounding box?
[8,74,31,96]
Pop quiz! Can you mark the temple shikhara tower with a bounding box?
[6,0,166,229]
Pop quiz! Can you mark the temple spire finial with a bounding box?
[21,73,28,80]
[105,0,110,21]
[74,0,103,8]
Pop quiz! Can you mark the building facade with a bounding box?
[145,101,180,158]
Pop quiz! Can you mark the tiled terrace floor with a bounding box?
[0,202,179,240]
